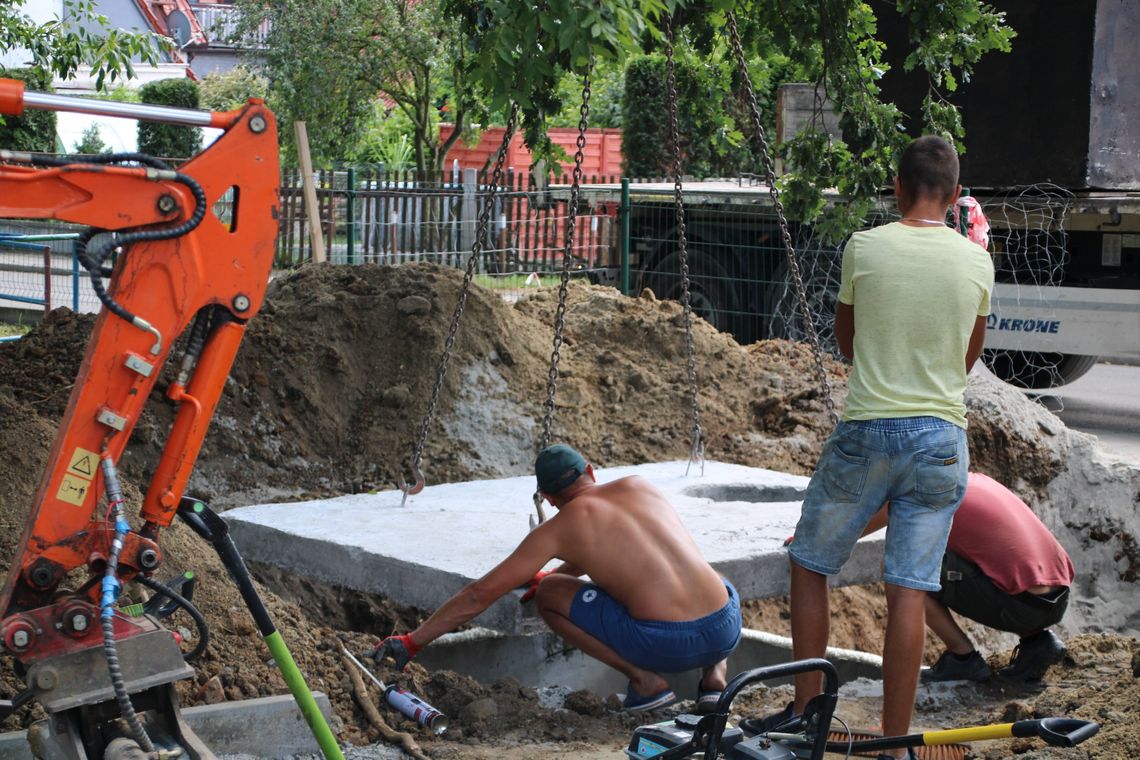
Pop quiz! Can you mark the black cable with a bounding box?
[15,151,205,332]
[136,574,210,662]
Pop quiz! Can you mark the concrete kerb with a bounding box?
[0,693,336,760]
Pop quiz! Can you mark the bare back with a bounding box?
[548,475,728,621]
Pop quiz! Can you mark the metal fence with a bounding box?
[0,223,98,318]
[276,167,622,279]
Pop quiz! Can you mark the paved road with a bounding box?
[1034,361,1140,465]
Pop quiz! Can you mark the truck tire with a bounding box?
[643,247,742,338]
[982,350,1098,389]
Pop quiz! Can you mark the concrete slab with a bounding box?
[225,461,887,634]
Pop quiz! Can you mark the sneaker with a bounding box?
[739,702,805,736]
[695,677,722,715]
[921,650,992,682]
[876,749,918,760]
[999,630,1066,681]
[620,682,677,712]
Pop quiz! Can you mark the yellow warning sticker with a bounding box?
[67,447,99,481]
[56,475,92,507]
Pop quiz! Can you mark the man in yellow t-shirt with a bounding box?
[744,136,994,760]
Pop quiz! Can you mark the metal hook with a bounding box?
[398,464,425,508]
[531,491,548,528]
[685,431,705,477]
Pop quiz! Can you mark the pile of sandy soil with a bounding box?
[0,262,1136,759]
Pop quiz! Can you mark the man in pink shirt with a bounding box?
[863,472,1073,682]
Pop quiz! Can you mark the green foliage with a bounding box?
[137,78,202,159]
[0,68,57,151]
[0,0,168,90]
[551,57,625,129]
[233,0,476,172]
[73,123,109,154]
[446,0,1013,240]
[350,105,416,170]
[197,65,268,112]
[443,0,666,161]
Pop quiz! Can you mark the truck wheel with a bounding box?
[982,350,1098,389]
[644,248,742,338]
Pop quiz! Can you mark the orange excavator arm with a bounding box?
[0,78,280,628]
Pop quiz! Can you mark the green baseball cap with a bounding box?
[535,444,588,494]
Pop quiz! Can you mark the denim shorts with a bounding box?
[568,581,742,673]
[788,416,969,592]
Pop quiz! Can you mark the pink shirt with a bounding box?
[946,473,1074,595]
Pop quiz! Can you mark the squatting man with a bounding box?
[370,443,743,712]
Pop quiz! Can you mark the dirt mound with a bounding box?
[0,262,1136,758]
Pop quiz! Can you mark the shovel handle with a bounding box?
[1014,718,1100,747]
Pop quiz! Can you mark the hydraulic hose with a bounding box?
[136,574,210,662]
[99,453,155,755]
[13,151,207,354]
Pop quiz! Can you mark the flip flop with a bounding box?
[696,679,722,714]
[620,682,677,712]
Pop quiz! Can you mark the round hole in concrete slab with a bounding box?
[683,484,807,503]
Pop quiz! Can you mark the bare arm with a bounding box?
[965,315,987,372]
[409,521,560,647]
[835,302,855,361]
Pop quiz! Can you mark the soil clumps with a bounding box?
[0,263,1136,758]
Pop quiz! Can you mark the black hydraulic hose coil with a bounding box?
[136,574,210,662]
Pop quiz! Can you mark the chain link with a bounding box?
[663,14,706,476]
[401,104,521,506]
[533,68,593,525]
[725,12,839,427]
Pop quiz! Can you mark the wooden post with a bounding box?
[293,121,326,264]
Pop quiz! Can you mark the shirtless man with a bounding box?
[371,444,742,712]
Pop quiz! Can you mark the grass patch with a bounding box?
[0,322,31,338]
[474,273,541,290]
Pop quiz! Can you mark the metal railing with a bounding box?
[0,227,89,318]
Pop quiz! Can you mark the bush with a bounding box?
[137,78,203,159]
[73,124,110,154]
[198,65,269,112]
[621,53,743,179]
[0,68,58,152]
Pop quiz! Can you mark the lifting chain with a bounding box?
[725,12,839,427]
[400,104,521,506]
[533,67,593,526]
[664,13,706,476]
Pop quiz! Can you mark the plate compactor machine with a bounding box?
[0,80,341,760]
[624,659,1099,759]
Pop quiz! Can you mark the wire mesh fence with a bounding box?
[0,222,98,316]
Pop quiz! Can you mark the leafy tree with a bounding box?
[137,78,202,158]
[233,0,477,172]
[0,0,167,90]
[197,64,268,112]
[444,0,1013,238]
[0,68,56,151]
[73,123,109,154]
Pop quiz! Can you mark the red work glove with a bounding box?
[519,570,553,604]
[369,634,421,670]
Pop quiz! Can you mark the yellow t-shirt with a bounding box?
[838,222,994,428]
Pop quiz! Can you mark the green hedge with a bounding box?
[0,68,58,152]
[137,78,202,158]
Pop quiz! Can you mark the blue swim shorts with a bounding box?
[567,580,742,673]
[788,416,969,592]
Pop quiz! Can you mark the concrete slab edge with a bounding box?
[0,692,335,760]
[419,626,883,701]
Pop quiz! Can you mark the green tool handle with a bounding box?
[178,499,345,760]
